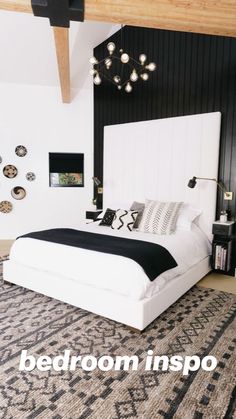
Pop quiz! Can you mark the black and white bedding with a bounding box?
[19,228,177,281]
[10,222,211,301]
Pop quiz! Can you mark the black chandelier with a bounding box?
[89,27,157,93]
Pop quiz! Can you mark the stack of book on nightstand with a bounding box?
[212,242,232,271]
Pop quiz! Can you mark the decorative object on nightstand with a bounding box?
[220,210,227,223]
[86,210,103,221]
[212,220,235,273]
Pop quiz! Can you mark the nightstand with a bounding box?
[212,220,235,274]
[86,210,103,221]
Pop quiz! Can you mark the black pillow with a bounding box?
[99,208,116,226]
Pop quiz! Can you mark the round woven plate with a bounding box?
[3,165,18,178]
[26,172,36,181]
[0,201,13,213]
[15,145,27,157]
[11,186,26,200]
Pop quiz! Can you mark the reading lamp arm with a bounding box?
[195,177,229,195]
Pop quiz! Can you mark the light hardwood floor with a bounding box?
[198,273,236,294]
[1,240,236,295]
[0,240,14,257]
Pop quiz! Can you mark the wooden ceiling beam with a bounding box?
[85,0,236,38]
[0,0,31,13]
[53,27,70,104]
[0,0,236,38]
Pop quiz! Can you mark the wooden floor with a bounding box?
[0,240,14,257]
[198,273,236,295]
[1,240,236,295]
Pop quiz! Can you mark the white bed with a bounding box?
[3,112,221,331]
[8,221,211,301]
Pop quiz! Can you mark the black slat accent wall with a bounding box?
[94,26,236,273]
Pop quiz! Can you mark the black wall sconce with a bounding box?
[93,177,103,209]
[188,176,233,200]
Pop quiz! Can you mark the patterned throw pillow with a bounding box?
[99,208,116,226]
[139,200,183,235]
[111,209,139,232]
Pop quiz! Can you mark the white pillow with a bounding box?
[96,209,107,220]
[111,209,139,232]
[139,200,182,235]
[176,204,202,231]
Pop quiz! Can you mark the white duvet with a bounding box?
[9,222,211,301]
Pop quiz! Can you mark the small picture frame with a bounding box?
[50,172,83,187]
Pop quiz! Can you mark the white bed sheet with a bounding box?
[9,223,211,301]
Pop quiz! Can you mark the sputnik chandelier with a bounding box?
[89,28,156,93]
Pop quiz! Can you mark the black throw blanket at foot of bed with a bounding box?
[19,229,177,281]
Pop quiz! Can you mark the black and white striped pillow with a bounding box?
[111,209,139,232]
[139,200,183,235]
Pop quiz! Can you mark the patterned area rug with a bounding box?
[0,261,236,419]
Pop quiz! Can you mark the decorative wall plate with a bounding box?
[0,156,2,164]
[3,165,18,178]
[26,172,36,181]
[0,201,13,213]
[15,145,27,157]
[11,186,26,200]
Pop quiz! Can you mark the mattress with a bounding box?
[9,223,211,301]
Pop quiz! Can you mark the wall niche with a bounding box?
[49,152,84,187]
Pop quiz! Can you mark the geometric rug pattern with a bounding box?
[0,260,236,418]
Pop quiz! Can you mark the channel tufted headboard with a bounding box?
[103,112,221,238]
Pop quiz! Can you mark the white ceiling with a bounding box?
[0,10,118,89]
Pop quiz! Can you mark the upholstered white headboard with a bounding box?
[103,112,221,238]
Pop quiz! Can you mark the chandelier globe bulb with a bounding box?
[146,62,156,71]
[130,70,138,82]
[94,74,102,85]
[139,54,147,64]
[107,42,116,54]
[141,73,149,81]
[89,57,98,65]
[125,82,132,93]
[121,53,130,63]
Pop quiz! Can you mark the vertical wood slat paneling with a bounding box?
[94,26,236,274]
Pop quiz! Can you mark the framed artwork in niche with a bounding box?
[49,153,84,188]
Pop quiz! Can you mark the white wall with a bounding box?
[0,82,94,239]
[0,10,119,89]
[0,11,118,239]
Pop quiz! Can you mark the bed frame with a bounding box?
[4,257,210,331]
[3,112,221,331]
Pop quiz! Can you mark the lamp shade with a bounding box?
[188,177,197,188]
